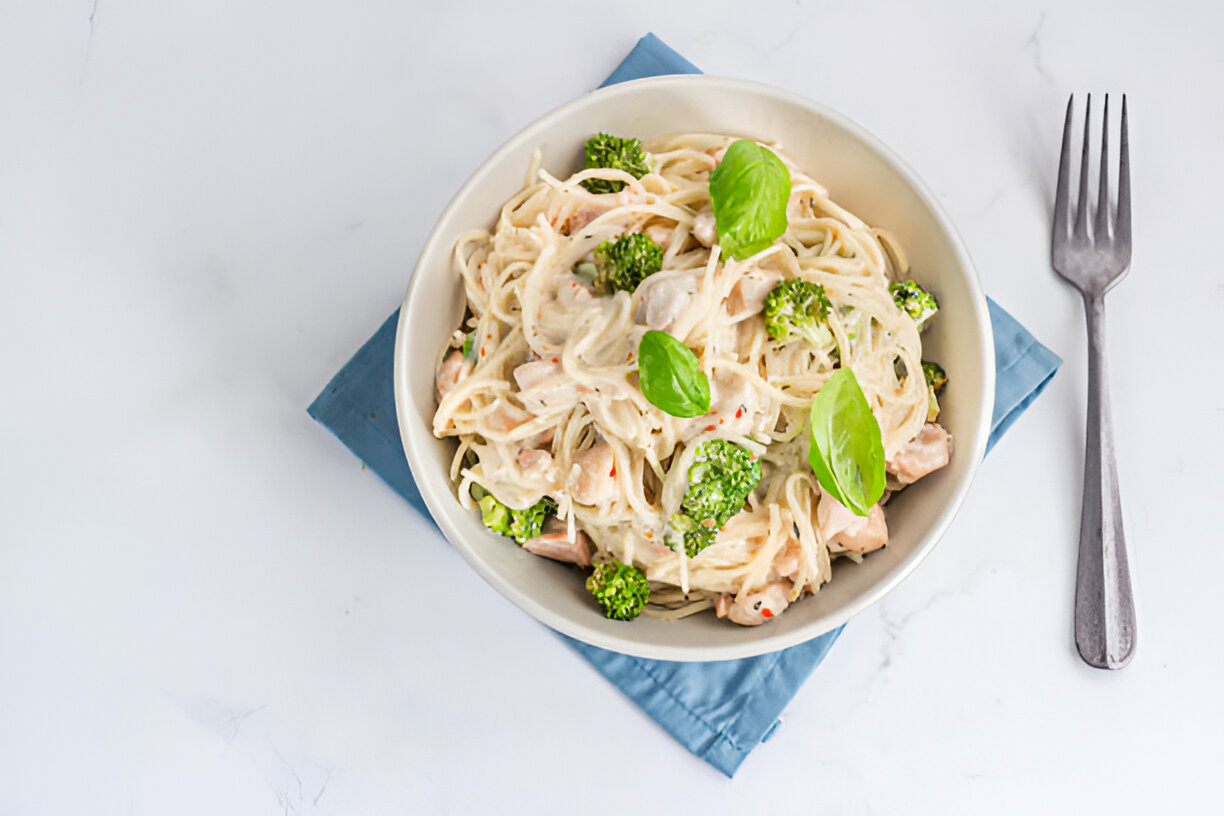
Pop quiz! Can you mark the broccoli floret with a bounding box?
[920,362,947,422]
[582,133,650,194]
[474,488,556,546]
[763,279,834,348]
[478,494,512,537]
[673,439,762,557]
[461,330,478,363]
[889,280,938,330]
[682,440,762,523]
[922,361,947,395]
[592,232,663,295]
[670,515,718,559]
[509,496,556,545]
[586,558,650,621]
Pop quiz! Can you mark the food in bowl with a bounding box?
[431,130,952,626]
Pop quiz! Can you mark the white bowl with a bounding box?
[394,75,994,661]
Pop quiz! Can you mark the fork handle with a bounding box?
[1075,294,1137,669]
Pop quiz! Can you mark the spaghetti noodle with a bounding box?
[431,133,948,625]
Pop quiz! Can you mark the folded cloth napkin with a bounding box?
[308,33,1061,778]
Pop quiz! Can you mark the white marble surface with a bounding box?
[3,1,1221,812]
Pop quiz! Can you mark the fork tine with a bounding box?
[1053,94,1075,243]
[1116,95,1131,248]
[1095,95,1111,242]
[1074,94,1093,242]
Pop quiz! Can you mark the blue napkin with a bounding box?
[308,33,1061,777]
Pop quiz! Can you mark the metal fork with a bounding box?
[1051,94,1136,669]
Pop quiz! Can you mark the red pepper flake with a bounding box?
[480,346,486,357]
[719,418,725,425]
[609,464,616,478]
[705,424,717,432]
[735,407,743,419]
[761,608,774,618]
[551,357,559,364]
[644,530,653,539]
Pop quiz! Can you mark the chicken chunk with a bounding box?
[567,441,617,506]
[692,211,717,248]
[727,272,781,316]
[564,190,639,234]
[817,488,889,553]
[523,518,592,567]
[645,222,674,249]
[435,349,471,401]
[513,359,582,414]
[517,448,554,482]
[708,368,757,437]
[887,422,951,484]
[771,541,801,579]
[636,273,697,332]
[485,401,531,433]
[715,581,793,626]
[831,503,888,554]
[513,359,558,390]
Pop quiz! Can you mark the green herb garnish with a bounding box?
[807,368,886,516]
[708,140,791,260]
[637,330,711,418]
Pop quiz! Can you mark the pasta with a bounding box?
[431,133,951,626]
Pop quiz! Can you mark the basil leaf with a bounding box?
[708,140,791,260]
[807,368,886,516]
[637,330,711,418]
